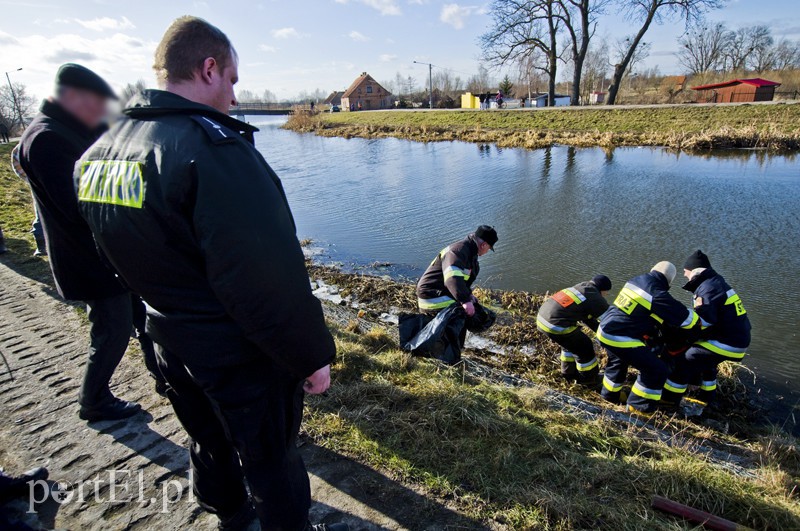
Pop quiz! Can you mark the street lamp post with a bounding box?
[413,61,434,110]
[4,67,23,131]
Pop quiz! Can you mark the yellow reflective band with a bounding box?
[650,313,664,324]
[78,160,144,209]
[443,266,470,281]
[603,376,624,393]
[576,358,598,371]
[631,382,662,401]
[418,297,456,310]
[664,379,688,394]
[536,315,578,335]
[700,380,717,391]
[696,340,746,359]
[560,350,575,362]
[562,287,586,305]
[596,328,646,348]
[725,289,747,316]
[679,310,699,330]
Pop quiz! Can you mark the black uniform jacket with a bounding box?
[75,90,335,377]
[416,234,480,307]
[19,100,126,301]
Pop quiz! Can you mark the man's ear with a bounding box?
[199,57,217,85]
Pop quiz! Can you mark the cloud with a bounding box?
[74,16,135,32]
[348,30,370,42]
[259,44,278,53]
[0,30,19,45]
[271,27,302,39]
[379,53,397,62]
[45,48,97,63]
[335,0,401,16]
[440,3,482,29]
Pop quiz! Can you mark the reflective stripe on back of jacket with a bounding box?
[598,271,698,348]
[537,281,609,334]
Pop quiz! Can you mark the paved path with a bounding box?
[0,262,483,530]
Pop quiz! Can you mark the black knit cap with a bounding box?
[55,63,118,99]
[475,225,498,250]
[684,249,711,271]
[591,274,612,292]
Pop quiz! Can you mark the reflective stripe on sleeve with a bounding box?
[596,327,646,348]
[418,296,456,310]
[537,315,578,335]
[563,287,587,304]
[443,265,470,281]
[631,381,662,401]
[696,340,746,359]
[679,309,699,329]
[700,380,717,391]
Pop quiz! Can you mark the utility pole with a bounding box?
[4,68,23,131]
[413,60,434,109]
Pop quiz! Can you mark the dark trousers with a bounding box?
[662,345,727,404]
[79,292,133,407]
[545,330,599,382]
[130,295,165,386]
[601,345,669,413]
[155,345,311,530]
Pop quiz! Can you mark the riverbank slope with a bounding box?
[284,102,800,151]
[2,142,799,529]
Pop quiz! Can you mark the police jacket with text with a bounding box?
[416,235,480,308]
[75,90,335,377]
[19,100,127,301]
[598,271,699,348]
[537,281,609,335]
[682,268,751,358]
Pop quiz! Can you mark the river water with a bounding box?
[250,115,800,405]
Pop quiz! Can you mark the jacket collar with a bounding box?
[647,270,671,290]
[39,99,96,140]
[466,234,480,256]
[682,267,717,292]
[124,90,258,138]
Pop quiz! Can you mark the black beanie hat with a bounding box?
[591,274,612,292]
[475,225,498,249]
[684,250,711,271]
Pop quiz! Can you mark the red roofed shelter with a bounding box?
[691,78,781,103]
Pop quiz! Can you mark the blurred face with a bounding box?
[58,87,109,130]
[683,268,692,280]
[206,52,239,113]
[601,290,610,298]
[477,241,492,256]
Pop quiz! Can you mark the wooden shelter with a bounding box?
[690,78,781,103]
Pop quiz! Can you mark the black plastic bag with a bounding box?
[466,304,496,333]
[399,305,466,364]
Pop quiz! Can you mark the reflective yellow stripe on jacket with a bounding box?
[418,296,456,310]
[536,315,578,335]
[596,326,646,348]
[696,339,746,360]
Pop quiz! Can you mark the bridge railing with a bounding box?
[229,102,293,112]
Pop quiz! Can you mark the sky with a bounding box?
[0,0,798,102]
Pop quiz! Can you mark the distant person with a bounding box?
[479,94,486,110]
[0,225,7,254]
[350,102,355,111]
[310,101,315,112]
[0,121,9,143]
[417,225,498,316]
[597,262,699,415]
[18,63,147,422]
[11,144,48,256]
[76,16,344,531]
[358,101,362,111]
[520,97,526,108]
[537,275,611,384]
[661,250,751,407]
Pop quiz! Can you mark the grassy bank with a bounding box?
[284,103,800,151]
[3,142,799,529]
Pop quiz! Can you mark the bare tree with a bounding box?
[466,64,493,93]
[676,21,728,74]
[746,25,776,73]
[0,82,36,132]
[772,39,800,70]
[721,26,752,72]
[605,0,725,105]
[482,0,562,106]
[580,38,609,102]
[558,0,610,105]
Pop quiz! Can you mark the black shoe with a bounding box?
[0,241,7,254]
[154,379,169,398]
[33,248,47,257]
[0,467,49,503]
[79,398,141,422]
[306,524,349,531]
[218,500,259,531]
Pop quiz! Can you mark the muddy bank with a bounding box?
[305,263,773,437]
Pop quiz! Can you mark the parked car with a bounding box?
[330,105,340,113]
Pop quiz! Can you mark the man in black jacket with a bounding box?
[18,63,144,422]
[76,17,342,531]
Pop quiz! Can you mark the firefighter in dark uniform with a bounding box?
[537,275,612,384]
[75,17,345,531]
[662,250,751,406]
[597,262,699,414]
[416,225,498,317]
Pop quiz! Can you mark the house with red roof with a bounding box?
[341,72,393,111]
[691,78,781,103]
